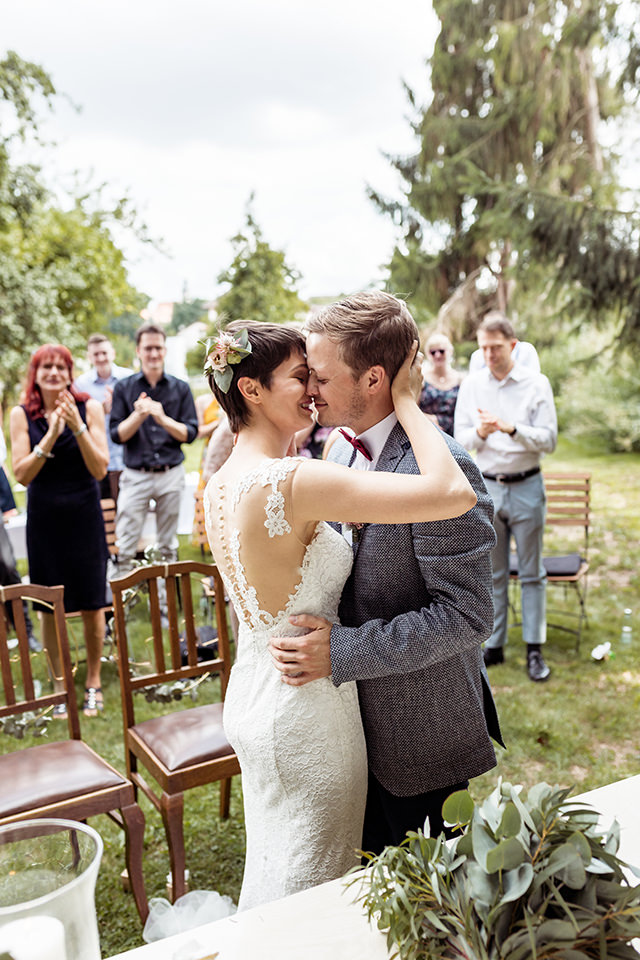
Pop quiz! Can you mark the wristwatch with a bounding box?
[508,425,517,437]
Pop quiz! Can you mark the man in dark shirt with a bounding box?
[110,323,198,575]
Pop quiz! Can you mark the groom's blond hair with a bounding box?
[306,291,418,380]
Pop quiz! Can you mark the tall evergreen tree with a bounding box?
[371,0,640,344]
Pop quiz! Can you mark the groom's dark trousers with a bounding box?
[363,771,469,855]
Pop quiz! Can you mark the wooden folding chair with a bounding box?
[510,471,591,648]
[0,582,148,921]
[110,560,240,902]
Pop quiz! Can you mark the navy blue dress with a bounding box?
[24,402,108,612]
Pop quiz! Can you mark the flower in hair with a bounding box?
[201,329,252,393]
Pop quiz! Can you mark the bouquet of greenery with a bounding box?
[355,781,640,959]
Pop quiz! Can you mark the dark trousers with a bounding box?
[362,769,469,856]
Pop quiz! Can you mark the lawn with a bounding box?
[1,437,639,957]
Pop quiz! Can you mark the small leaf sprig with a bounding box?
[201,329,252,393]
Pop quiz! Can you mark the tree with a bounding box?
[371,0,640,345]
[168,298,208,334]
[216,199,307,327]
[0,52,148,393]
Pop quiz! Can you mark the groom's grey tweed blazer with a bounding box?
[329,422,502,797]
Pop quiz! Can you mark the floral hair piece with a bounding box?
[201,329,252,393]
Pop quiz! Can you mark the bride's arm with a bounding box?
[291,345,476,526]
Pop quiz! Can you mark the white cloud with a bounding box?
[3,0,439,303]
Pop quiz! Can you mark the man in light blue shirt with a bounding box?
[75,333,132,502]
[455,312,557,683]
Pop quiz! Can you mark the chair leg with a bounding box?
[219,777,232,819]
[121,802,149,922]
[160,792,187,902]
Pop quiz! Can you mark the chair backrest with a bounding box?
[543,472,591,553]
[110,560,232,732]
[101,497,118,557]
[0,583,81,740]
[192,489,211,556]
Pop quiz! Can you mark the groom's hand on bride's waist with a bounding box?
[269,615,332,686]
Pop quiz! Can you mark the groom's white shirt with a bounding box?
[340,411,397,544]
[349,411,398,471]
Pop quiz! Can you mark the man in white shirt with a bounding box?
[454,311,557,682]
[75,334,132,502]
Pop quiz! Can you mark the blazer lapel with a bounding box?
[375,422,411,474]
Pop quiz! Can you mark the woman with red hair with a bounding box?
[10,344,110,717]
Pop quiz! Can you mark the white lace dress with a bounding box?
[204,458,367,911]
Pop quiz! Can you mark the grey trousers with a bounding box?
[484,471,547,649]
[115,464,185,572]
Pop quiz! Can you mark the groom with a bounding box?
[270,291,503,854]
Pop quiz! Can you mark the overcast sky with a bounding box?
[3,0,439,305]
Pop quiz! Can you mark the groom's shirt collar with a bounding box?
[353,412,398,470]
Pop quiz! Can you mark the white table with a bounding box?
[107,775,640,960]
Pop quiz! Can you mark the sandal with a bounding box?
[52,703,68,720]
[83,687,104,717]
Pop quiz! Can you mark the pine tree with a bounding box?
[371,0,640,345]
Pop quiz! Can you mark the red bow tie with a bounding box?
[339,429,372,462]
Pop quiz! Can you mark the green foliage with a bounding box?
[372,0,640,343]
[0,51,148,394]
[216,197,307,326]
[356,780,640,959]
[168,298,208,334]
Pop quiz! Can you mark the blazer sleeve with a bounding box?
[330,446,497,684]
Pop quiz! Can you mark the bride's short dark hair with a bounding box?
[207,320,306,432]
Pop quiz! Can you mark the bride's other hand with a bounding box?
[391,340,422,408]
[269,614,332,686]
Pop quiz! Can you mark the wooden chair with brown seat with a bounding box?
[192,488,211,559]
[510,471,591,648]
[100,497,118,559]
[0,582,149,921]
[109,560,240,902]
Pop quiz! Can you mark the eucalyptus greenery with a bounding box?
[355,781,640,959]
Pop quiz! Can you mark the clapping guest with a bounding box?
[10,345,109,717]
[418,333,464,436]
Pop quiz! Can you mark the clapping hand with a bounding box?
[134,392,165,422]
[54,389,83,435]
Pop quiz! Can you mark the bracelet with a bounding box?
[508,426,517,437]
[74,423,88,438]
[34,444,54,460]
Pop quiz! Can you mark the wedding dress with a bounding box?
[204,458,367,911]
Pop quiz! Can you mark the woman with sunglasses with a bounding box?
[418,332,464,435]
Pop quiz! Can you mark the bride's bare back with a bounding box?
[205,457,320,628]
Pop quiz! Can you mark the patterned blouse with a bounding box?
[419,381,460,436]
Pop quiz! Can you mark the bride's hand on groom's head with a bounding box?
[268,614,332,686]
[392,340,422,406]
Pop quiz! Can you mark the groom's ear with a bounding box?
[237,376,262,407]
[364,365,387,395]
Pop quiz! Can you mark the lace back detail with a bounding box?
[204,458,305,631]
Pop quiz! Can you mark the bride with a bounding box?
[203,320,476,911]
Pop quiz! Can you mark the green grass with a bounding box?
[2,436,639,956]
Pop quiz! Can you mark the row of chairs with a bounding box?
[0,561,240,922]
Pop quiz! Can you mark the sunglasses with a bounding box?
[429,348,446,357]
